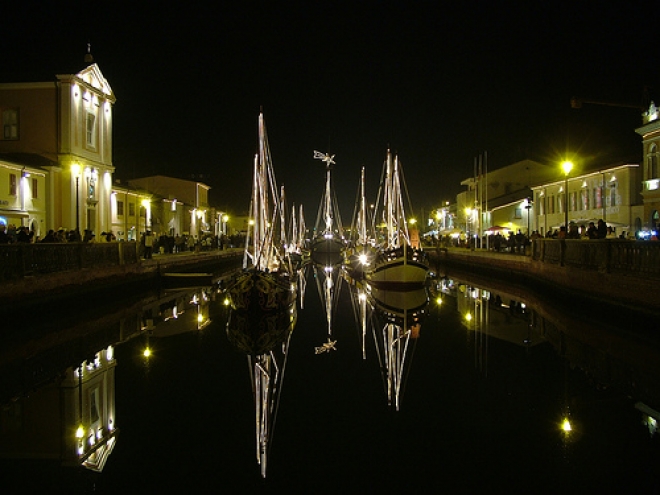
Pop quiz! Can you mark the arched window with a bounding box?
[648,144,658,180]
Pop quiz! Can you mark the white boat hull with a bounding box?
[365,248,428,289]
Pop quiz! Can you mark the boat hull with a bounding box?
[365,249,428,289]
[226,269,296,312]
[309,236,344,266]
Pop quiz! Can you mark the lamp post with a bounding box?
[525,197,533,236]
[561,161,573,229]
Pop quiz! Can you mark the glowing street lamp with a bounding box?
[561,161,573,229]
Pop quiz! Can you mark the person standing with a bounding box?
[144,231,154,259]
[597,219,607,239]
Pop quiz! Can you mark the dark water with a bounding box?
[1,266,659,494]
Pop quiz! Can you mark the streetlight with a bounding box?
[141,199,150,232]
[561,161,573,229]
[525,197,533,236]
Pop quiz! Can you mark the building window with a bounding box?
[648,144,658,180]
[594,187,602,209]
[9,174,17,196]
[2,108,18,140]
[581,189,589,210]
[129,202,135,217]
[32,178,37,199]
[86,112,96,148]
[538,196,545,215]
[570,191,577,212]
[117,201,124,216]
[609,181,617,207]
[514,208,522,219]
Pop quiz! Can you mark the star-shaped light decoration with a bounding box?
[314,339,338,354]
[314,151,335,169]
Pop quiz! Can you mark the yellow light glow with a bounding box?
[76,425,85,438]
[141,199,150,208]
[143,347,151,358]
[223,298,230,306]
[197,314,204,323]
[465,313,472,321]
[409,218,417,225]
[222,215,229,222]
[561,161,574,175]
[71,163,81,176]
[358,254,368,264]
[562,418,572,432]
[436,296,443,305]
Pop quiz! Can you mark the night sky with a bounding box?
[2,1,658,220]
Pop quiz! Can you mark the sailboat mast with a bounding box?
[325,164,332,232]
[385,150,394,248]
[359,166,367,245]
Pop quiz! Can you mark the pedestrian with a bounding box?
[586,222,598,239]
[597,219,607,239]
[0,224,9,244]
[144,231,154,259]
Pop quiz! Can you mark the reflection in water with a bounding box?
[1,268,660,491]
[368,285,429,411]
[433,273,660,446]
[347,275,430,411]
[0,283,222,488]
[225,281,298,478]
[312,263,344,353]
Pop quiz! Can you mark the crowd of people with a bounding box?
[0,224,248,260]
[425,218,643,254]
[138,231,246,259]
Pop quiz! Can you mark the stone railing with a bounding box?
[0,242,140,280]
[532,239,660,277]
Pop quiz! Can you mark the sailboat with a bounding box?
[224,111,298,478]
[226,112,297,313]
[309,151,345,266]
[365,150,429,289]
[344,166,378,279]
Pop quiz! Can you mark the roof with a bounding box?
[0,152,59,169]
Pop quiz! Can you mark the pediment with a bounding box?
[76,64,114,99]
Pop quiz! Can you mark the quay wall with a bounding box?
[431,239,660,315]
[0,244,243,309]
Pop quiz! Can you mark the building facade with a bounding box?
[127,175,212,237]
[635,101,660,232]
[0,158,48,234]
[532,163,643,237]
[0,58,116,238]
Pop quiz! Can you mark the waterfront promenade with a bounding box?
[2,239,658,316]
[430,239,660,317]
[0,245,243,308]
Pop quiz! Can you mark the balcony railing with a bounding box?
[0,242,140,280]
[532,239,660,276]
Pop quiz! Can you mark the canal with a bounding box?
[1,263,659,493]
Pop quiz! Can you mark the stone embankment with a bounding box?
[0,249,243,310]
[430,245,660,317]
